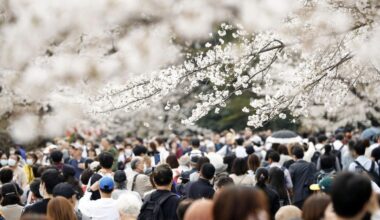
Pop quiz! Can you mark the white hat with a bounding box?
[207,152,227,174]
[70,142,83,150]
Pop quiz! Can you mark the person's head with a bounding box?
[0,182,22,206]
[89,173,102,200]
[47,196,76,220]
[0,168,13,184]
[292,146,304,160]
[152,164,173,188]
[275,205,302,220]
[268,151,280,164]
[80,169,94,185]
[236,137,244,146]
[317,134,328,144]
[71,144,83,158]
[371,147,380,163]
[213,187,268,220]
[278,145,289,155]
[255,168,269,187]
[62,164,76,180]
[196,157,210,172]
[130,157,144,173]
[177,199,194,220]
[166,154,179,169]
[231,158,248,176]
[320,154,335,170]
[133,145,147,157]
[7,154,18,167]
[353,140,367,157]
[184,199,213,220]
[335,133,344,141]
[98,152,114,169]
[200,163,215,180]
[117,193,143,220]
[223,154,236,173]
[50,150,63,164]
[247,154,260,172]
[216,176,234,191]
[0,153,8,167]
[26,153,38,166]
[40,169,63,197]
[331,172,372,219]
[53,183,78,207]
[302,194,331,220]
[88,148,97,159]
[101,138,110,150]
[99,176,114,197]
[30,178,43,200]
[114,170,127,189]
[191,138,200,149]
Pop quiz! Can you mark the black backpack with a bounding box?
[311,151,321,165]
[138,192,177,220]
[354,161,380,186]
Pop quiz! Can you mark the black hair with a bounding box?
[354,141,366,156]
[30,178,42,199]
[153,164,173,186]
[255,168,269,188]
[216,176,234,189]
[0,168,13,184]
[331,172,372,218]
[236,138,244,146]
[335,133,344,141]
[196,157,210,172]
[268,151,280,163]
[292,146,304,159]
[41,169,63,195]
[223,154,237,173]
[200,163,215,180]
[50,150,63,163]
[268,167,287,198]
[320,155,335,170]
[0,182,22,206]
[191,138,200,148]
[324,144,333,155]
[90,173,102,200]
[317,135,328,143]
[98,152,114,169]
[231,158,248,176]
[133,145,148,157]
[80,169,94,185]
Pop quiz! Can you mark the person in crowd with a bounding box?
[185,163,215,199]
[176,199,193,220]
[24,153,38,184]
[302,193,330,220]
[268,167,291,206]
[47,196,77,220]
[7,154,27,189]
[0,153,8,169]
[275,205,302,220]
[62,165,83,199]
[180,138,192,155]
[316,144,341,172]
[372,147,380,167]
[190,156,210,182]
[26,178,43,205]
[328,172,379,220]
[126,157,153,198]
[155,137,170,165]
[112,170,141,200]
[234,137,248,158]
[138,164,180,220]
[348,140,379,177]
[247,153,260,176]
[289,145,316,208]
[50,150,64,172]
[177,155,190,174]
[23,169,63,215]
[97,152,114,177]
[255,168,280,219]
[183,199,213,220]
[217,132,235,157]
[79,176,119,220]
[229,157,256,186]
[0,182,24,220]
[180,156,199,182]
[68,143,86,179]
[53,182,82,220]
[100,138,118,171]
[187,138,206,158]
[278,145,293,167]
[215,176,234,193]
[117,192,143,220]
[166,154,180,182]
[267,151,293,191]
[314,152,337,183]
[342,140,355,170]
[213,186,268,220]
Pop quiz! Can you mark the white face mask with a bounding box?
[8,159,16,167]
[125,149,133,157]
[26,159,34,165]
[0,159,7,166]
[39,185,45,198]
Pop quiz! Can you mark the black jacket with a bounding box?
[185,178,215,199]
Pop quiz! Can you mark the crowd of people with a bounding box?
[1,127,380,220]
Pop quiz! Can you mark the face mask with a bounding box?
[0,159,7,166]
[39,185,45,198]
[8,159,16,167]
[125,149,133,157]
[26,159,34,165]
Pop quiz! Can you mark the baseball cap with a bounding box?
[70,142,83,150]
[309,176,334,193]
[53,183,76,199]
[99,176,114,191]
[114,170,127,183]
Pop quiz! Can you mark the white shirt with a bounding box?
[79,193,119,220]
[366,143,380,158]
[348,155,379,175]
[235,146,248,158]
[333,140,348,156]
